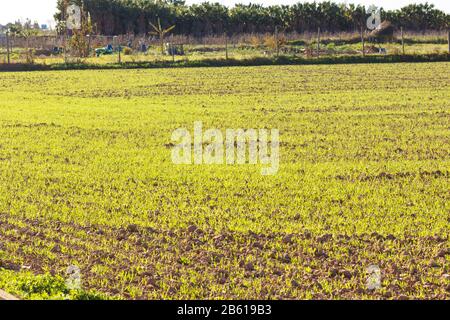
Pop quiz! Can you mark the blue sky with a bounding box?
[1,0,449,25]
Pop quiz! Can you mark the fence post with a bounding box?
[114,36,121,64]
[275,26,279,57]
[87,34,91,57]
[401,27,405,55]
[224,33,228,60]
[6,31,11,64]
[448,30,450,53]
[361,26,365,57]
[169,33,175,62]
[317,27,321,57]
[171,43,174,62]
[171,44,175,63]
[64,32,67,63]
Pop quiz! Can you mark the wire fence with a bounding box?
[0,30,449,65]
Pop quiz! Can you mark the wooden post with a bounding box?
[63,0,68,63]
[87,34,91,57]
[361,26,365,57]
[448,30,450,53]
[171,44,175,63]
[63,28,69,63]
[224,33,228,60]
[171,34,175,63]
[6,31,11,64]
[63,32,67,63]
[114,36,121,64]
[401,27,405,55]
[275,26,279,57]
[317,27,321,57]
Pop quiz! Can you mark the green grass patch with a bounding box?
[0,268,107,300]
[0,53,448,72]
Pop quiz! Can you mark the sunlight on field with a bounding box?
[0,63,449,299]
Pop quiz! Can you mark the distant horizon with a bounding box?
[0,0,449,26]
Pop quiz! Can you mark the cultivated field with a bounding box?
[0,62,449,299]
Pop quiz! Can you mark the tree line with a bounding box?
[55,1,449,36]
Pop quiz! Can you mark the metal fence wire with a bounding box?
[0,31,449,65]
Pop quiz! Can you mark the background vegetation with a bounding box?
[54,1,449,36]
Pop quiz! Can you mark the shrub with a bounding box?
[250,36,262,48]
[123,47,133,55]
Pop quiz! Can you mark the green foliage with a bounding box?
[122,47,133,55]
[54,1,450,36]
[0,269,107,300]
[0,53,448,72]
